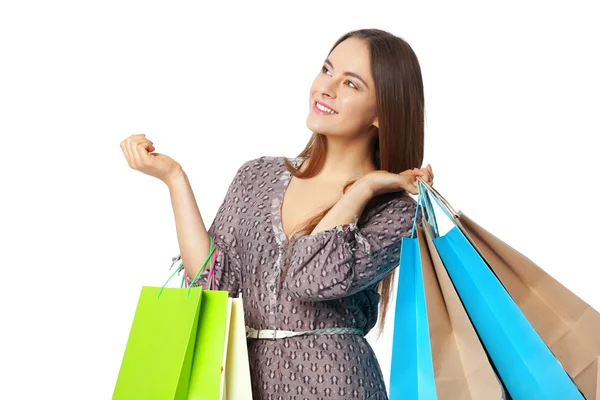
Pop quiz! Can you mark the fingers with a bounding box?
[409,180,419,195]
[120,134,154,169]
[128,139,143,166]
[413,168,432,181]
[426,164,434,179]
[135,141,155,166]
[412,166,434,187]
[424,164,434,179]
[120,137,135,168]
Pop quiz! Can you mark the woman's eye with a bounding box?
[321,66,357,90]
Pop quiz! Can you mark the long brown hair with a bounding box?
[283,29,425,337]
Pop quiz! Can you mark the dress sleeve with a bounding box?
[280,196,423,302]
[170,160,251,298]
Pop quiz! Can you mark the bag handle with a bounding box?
[205,246,217,290]
[186,237,217,297]
[158,236,217,298]
[420,181,439,236]
[416,176,458,218]
[412,176,462,240]
[410,178,439,238]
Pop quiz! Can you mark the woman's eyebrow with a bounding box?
[324,58,370,89]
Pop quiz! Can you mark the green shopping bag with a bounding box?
[113,239,217,400]
[187,290,231,400]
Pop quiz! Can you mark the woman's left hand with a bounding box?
[362,164,434,196]
[404,164,434,195]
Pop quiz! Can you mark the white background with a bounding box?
[1,1,598,398]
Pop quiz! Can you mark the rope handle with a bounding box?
[158,236,216,298]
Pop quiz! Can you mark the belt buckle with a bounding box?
[260,329,277,340]
[246,326,257,339]
[247,327,280,340]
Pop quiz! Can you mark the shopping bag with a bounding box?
[113,239,217,399]
[187,293,252,400]
[224,296,253,399]
[187,290,232,400]
[389,193,437,400]
[112,286,204,400]
[183,240,253,400]
[420,218,506,399]
[389,188,505,399]
[417,179,585,399]
[454,208,600,400]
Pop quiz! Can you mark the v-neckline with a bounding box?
[278,156,308,243]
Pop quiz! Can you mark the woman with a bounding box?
[120,28,434,400]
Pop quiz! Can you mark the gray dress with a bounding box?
[172,155,421,400]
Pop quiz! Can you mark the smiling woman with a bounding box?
[293,29,426,337]
[306,36,383,142]
[205,30,426,400]
[131,28,430,400]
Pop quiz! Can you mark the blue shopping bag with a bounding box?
[417,179,584,400]
[389,192,437,400]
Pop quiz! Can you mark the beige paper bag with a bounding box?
[223,296,253,400]
[417,177,600,399]
[417,219,505,399]
[454,212,600,400]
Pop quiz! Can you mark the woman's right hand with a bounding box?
[120,133,182,184]
[362,164,434,196]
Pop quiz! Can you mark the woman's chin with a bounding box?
[306,117,335,136]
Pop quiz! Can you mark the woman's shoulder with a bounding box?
[236,155,287,167]
[227,156,284,186]
[246,155,302,166]
[235,155,300,177]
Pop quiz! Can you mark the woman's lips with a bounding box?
[312,101,338,116]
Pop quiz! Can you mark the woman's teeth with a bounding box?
[316,102,337,114]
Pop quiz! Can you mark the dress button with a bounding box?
[336,230,344,237]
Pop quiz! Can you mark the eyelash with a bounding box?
[321,66,358,89]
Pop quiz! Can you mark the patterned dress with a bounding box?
[172,155,421,400]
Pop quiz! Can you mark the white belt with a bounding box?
[245,326,364,340]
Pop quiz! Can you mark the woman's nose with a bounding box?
[319,79,337,98]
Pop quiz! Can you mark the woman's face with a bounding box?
[306,37,378,139]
